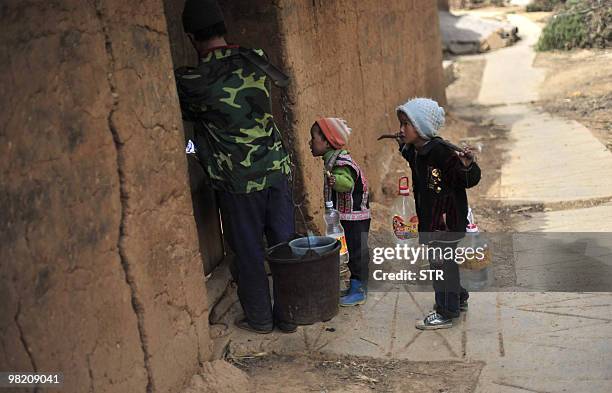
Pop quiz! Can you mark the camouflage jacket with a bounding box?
[175,45,291,193]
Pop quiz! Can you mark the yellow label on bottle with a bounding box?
[339,235,348,255]
[393,215,418,240]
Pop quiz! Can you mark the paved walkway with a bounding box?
[478,14,545,106]
[225,12,612,393]
[229,291,612,393]
[517,203,612,232]
[480,14,612,207]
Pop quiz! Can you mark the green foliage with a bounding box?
[536,1,611,51]
[537,13,587,50]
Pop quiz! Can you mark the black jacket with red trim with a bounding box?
[399,138,481,243]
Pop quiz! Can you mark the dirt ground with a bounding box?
[228,354,483,393]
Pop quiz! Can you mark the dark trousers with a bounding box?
[341,219,371,287]
[217,177,294,329]
[429,242,469,319]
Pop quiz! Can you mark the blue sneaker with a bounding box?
[340,279,367,307]
[340,278,357,297]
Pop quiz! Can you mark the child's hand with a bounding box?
[457,147,475,167]
[327,174,336,188]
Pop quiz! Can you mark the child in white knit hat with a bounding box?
[395,98,481,330]
[309,117,371,306]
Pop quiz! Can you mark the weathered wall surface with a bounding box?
[275,0,446,230]
[0,1,211,393]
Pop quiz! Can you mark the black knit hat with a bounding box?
[182,0,225,34]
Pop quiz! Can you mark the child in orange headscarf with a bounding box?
[309,117,371,306]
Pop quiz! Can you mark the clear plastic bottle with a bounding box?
[459,208,491,290]
[392,177,419,241]
[324,201,351,294]
[391,177,423,267]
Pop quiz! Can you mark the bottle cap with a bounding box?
[325,201,334,208]
[466,223,479,233]
[398,176,410,196]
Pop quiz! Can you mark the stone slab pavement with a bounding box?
[484,104,612,205]
[517,203,612,232]
[227,291,612,393]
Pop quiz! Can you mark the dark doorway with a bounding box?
[163,0,225,275]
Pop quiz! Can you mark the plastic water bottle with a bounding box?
[391,177,422,268]
[459,208,490,290]
[324,201,351,294]
[392,177,419,243]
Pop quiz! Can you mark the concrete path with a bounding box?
[480,14,612,207]
[478,14,545,105]
[229,291,612,393]
[485,104,612,205]
[224,12,612,393]
[518,203,612,232]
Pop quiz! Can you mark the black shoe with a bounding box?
[416,311,453,330]
[275,319,297,333]
[234,317,273,334]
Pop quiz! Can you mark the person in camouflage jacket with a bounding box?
[176,46,291,193]
[177,0,295,334]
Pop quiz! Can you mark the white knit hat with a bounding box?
[396,98,445,140]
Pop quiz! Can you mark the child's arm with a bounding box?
[329,166,356,193]
[457,161,481,189]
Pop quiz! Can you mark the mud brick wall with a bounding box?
[0,1,212,393]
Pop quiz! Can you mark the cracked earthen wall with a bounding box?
[1,1,212,393]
